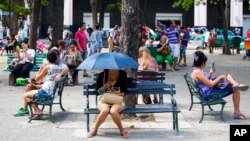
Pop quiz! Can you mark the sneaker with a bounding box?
[13,108,29,117]
[179,64,187,67]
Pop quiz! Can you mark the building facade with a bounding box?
[40,0,250,37]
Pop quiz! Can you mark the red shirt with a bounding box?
[75,30,87,51]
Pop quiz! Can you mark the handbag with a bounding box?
[101,89,124,105]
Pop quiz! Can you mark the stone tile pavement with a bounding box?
[0,47,250,141]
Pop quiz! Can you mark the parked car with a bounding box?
[216,29,244,46]
[216,29,244,47]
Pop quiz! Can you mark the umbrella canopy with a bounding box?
[77,52,139,70]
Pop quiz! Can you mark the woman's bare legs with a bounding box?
[226,74,247,119]
[226,74,238,85]
[110,104,128,138]
[87,103,110,138]
[23,90,38,109]
[232,89,240,114]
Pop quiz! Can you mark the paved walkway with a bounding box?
[0,47,249,141]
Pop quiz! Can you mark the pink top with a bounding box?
[138,57,159,72]
[75,30,87,51]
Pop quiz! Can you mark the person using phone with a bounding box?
[191,51,249,120]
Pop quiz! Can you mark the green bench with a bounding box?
[83,79,181,135]
[147,47,158,58]
[184,73,227,123]
[4,53,47,72]
[28,75,67,123]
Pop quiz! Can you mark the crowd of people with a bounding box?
[4,20,249,139]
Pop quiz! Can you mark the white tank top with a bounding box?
[42,64,61,95]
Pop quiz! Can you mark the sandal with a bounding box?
[233,113,247,120]
[233,84,249,91]
[86,129,97,138]
[120,130,128,138]
[32,114,42,120]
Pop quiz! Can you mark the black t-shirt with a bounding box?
[97,70,127,93]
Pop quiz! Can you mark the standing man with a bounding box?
[164,21,179,71]
[178,26,190,67]
[75,22,88,77]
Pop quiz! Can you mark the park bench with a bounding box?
[137,70,165,104]
[147,47,168,70]
[3,53,47,85]
[94,70,166,103]
[4,53,47,72]
[147,47,158,58]
[183,73,227,123]
[83,79,181,135]
[27,75,67,123]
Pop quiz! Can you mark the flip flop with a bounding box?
[86,130,97,138]
[32,114,42,120]
[233,84,249,91]
[121,130,128,138]
[233,113,247,120]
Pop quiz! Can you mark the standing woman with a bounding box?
[11,38,35,84]
[92,24,103,54]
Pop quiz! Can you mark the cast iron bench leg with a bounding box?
[175,112,180,136]
[59,95,66,111]
[86,113,90,132]
[199,105,205,123]
[28,103,33,123]
[220,103,226,121]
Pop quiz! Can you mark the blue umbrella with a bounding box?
[77,52,139,70]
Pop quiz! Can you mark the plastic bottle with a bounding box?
[16,78,29,85]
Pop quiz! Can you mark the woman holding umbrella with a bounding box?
[87,69,128,138]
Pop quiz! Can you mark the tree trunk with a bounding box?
[121,0,140,116]
[99,0,107,28]
[51,0,64,48]
[90,0,98,27]
[139,0,147,24]
[29,0,41,49]
[220,0,231,55]
[2,13,19,36]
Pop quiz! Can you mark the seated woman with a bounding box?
[13,49,63,119]
[138,46,159,104]
[11,38,35,85]
[191,51,249,120]
[87,69,128,138]
[64,40,82,86]
[156,36,174,71]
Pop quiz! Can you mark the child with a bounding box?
[9,51,20,69]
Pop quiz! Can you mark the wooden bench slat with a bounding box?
[84,107,181,114]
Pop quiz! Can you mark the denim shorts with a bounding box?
[34,89,49,99]
[180,45,187,55]
[210,85,233,98]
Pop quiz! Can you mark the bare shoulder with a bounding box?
[191,69,202,80]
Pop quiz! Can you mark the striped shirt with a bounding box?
[164,28,179,44]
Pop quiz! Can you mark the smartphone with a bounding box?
[212,62,215,69]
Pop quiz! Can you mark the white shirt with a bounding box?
[42,64,62,95]
[109,28,116,40]
[20,48,35,63]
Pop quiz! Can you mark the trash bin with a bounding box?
[244,40,250,50]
